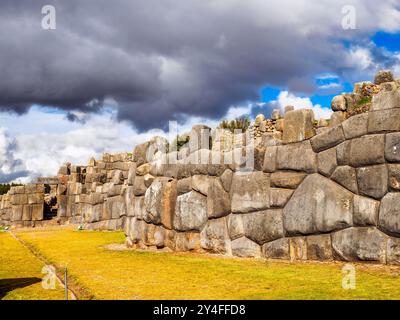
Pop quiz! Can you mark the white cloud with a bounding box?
[271,91,332,120]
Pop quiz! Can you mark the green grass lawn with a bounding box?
[4,227,400,300]
[0,231,66,300]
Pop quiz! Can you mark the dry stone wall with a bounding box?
[1,71,400,265]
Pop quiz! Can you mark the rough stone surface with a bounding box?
[368,108,400,133]
[231,237,261,258]
[306,234,333,261]
[353,195,379,226]
[371,88,400,111]
[349,134,385,167]
[374,70,394,85]
[227,214,244,240]
[387,237,400,265]
[242,209,284,245]
[192,175,210,196]
[332,227,387,263]
[388,164,400,190]
[342,113,368,139]
[317,148,337,177]
[356,164,388,199]
[174,191,207,231]
[262,146,277,173]
[270,171,306,189]
[262,238,290,260]
[200,217,230,254]
[283,174,353,235]
[269,188,293,208]
[310,125,345,152]
[385,132,400,162]
[231,172,270,213]
[331,95,347,111]
[207,178,230,218]
[276,141,317,173]
[282,109,315,143]
[379,193,400,236]
[331,166,358,194]
[220,169,233,192]
[336,140,351,166]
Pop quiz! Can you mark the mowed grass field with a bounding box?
[2,227,400,300]
[0,230,65,300]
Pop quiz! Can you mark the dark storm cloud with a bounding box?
[0,0,399,130]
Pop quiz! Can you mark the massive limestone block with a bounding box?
[174,191,207,231]
[200,217,231,254]
[282,109,315,143]
[220,169,233,192]
[276,140,317,173]
[144,178,176,229]
[331,166,358,194]
[306,234,333,261]
[132,176,147,196]
[230,172,270,213]
[107,183,123,197]
[127,163,137,186]
[269,188,293,208]
[349,134,385,167]
[387,237,400,265]
[262,238,290,260]
[231,237,261,258]
[342,113,368,140]
[356,164,388,199]
[134,196,146,220]
[191,175,210,195]
[385,132,400,162]
[103,196,126,220]
[207,178,230,219]
[368,108,400,133]
[353,195,379,226]
[133,141,151,166]
[388,164,400,190]
[242,209,284,245]
[111,170,124,184]
[336,140,351,166]
[270,171,306,189]
[283,174,353,235]
[227,214,244,240]
[136,163,152,176]
[11,205,23,221]
[262,146,277,173]
[332,227,387,263]
[378,193,400,236]
[317,148,337,177]
[371,88,400,111]
[310,125,345,153]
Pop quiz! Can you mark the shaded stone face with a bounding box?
[230,171,270,213]
[276,140,317,173]
[331,166,358,194]
[200,217,231,254]
[379,193,400,236]
[317,148,337,177]
[341,113,368,139]
[349,134,385,167]
[310,125,345,153]
[385,133,400,162]
[262,238,290,260]
[282,109,315,143]
[356,164,388,199]
[306,234,333,261]
[353,195,379,227]
[283,174,353,235]
[231,237,261,258]
[331,227,387,263]
[241,209,284,245]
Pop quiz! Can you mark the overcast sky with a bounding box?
[0,0,400,182]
